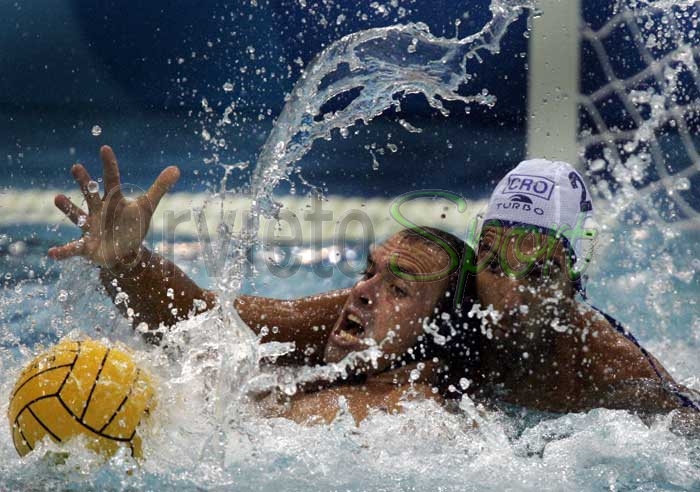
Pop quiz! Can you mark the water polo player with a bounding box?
[48,146,475,424]
[48,147,699,423]
[465,159,700,417]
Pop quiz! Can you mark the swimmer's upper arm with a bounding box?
[235,289,349,364]
[282,383,443,425]
[583,315,686,412]
[586,318,658,382]
[100,246,348,353]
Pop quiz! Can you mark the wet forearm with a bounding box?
[234,289,349,364]
[99,247,217,332]
[99,247,348,356]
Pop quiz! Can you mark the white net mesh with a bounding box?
[577,1,700,338]
[579,0,700,229]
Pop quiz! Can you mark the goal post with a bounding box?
[526,0,582,168]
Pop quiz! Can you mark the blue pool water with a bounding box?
[0,210,699,490]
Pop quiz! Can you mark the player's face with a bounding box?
[323,233,450,374]
[475,226,575,339]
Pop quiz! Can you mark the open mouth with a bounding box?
[331,313,366,347]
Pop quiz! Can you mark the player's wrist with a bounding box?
[99,245,151,276]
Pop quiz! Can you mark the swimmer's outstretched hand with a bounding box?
[48,145,180,270]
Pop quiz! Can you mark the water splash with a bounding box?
[184,1,536,465]
[579,0,700,338]
[249,0,535,219]
[208,0,536,372]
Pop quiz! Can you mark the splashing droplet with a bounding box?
[673,177,690,191]
[369,149,380,171]
[398,119,423,133]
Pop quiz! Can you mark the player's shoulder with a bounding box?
[574,303,630,343]
[574,302,659,378]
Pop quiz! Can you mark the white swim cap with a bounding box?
[482,159,597,268]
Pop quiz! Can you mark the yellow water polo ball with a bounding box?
[7,338,155,458]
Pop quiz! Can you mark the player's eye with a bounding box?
[391,283,408,298]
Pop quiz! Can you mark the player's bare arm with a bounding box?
[49,146,343,356]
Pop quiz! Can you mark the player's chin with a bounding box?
[322,342,350,365]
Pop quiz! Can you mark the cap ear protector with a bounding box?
[569,171,593,213]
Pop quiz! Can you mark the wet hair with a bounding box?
[390,226,480,398]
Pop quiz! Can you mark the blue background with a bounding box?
[0,0,533,196]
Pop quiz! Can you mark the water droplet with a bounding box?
[623,140,638,153]
[369,150,379,171]
[398,119,422,133]
[407,38,418,53]
[674,177,690,191]
[8,241,26,256]
[114,291,129,305]
[91,125,102,137]
[222,82,234,92]
[589,158,607,172]
[58,290,68,302]
[87,181,99,194]
[550,318,568,333]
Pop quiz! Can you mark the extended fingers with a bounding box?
[100,145,122,197]
[71,164,102,212]
[48,240,86,260]
[54,194,88,229]
[138,165,180,211]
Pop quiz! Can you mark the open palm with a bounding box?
[48,146,180,270]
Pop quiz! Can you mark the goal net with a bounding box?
[574,0,700,337]
[579,0,700,231]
